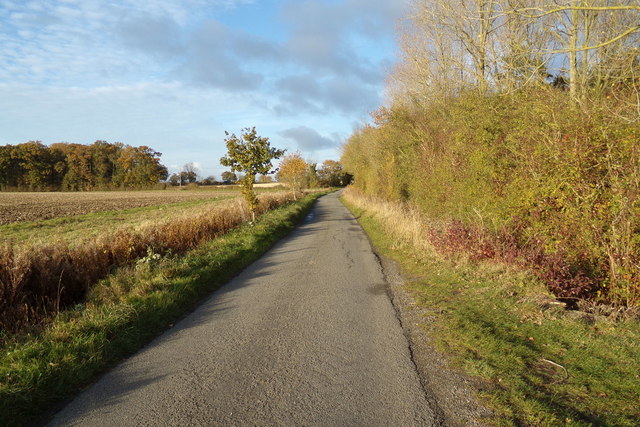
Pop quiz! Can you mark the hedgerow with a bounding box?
[342,88,639,306]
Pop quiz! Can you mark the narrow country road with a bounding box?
[49,192,438,426]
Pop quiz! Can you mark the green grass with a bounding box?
[343,197,640,426]
[0,192,324,427]
[0,197,238,244]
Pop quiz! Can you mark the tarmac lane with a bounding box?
[48,191,438,426]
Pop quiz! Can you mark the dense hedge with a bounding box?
[342,88,639,305]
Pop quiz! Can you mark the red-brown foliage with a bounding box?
[429,220,600,306]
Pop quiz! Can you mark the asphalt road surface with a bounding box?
[49,192,438,426]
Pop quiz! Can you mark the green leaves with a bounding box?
[0,141,166,191]
[219,127,285,220]
[220,127,285,177]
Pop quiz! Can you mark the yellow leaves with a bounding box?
[278,151,309,192]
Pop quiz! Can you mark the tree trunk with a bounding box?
[569,0,580,102]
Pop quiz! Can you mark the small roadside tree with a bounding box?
[277,151,308,200]
[220,127,285,222]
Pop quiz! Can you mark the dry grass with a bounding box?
[342,187,640,426]
[0,192,295,333]
[342,187,437,258]
[0,192,323,427]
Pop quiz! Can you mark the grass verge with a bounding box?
[0,192,324,426]
[341,190,640,426]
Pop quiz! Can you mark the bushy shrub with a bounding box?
[342,88,640,305]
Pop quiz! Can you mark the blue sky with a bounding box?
[0,0,407,179]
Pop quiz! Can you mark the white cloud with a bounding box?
[0,0,254,86]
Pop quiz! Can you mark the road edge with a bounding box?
[341,195,494,426]
[375,252,494,426]
[13,193,328,427]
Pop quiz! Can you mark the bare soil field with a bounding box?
[0,190,239,225]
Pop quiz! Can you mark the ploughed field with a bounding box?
[0,188,250,244]
[0,189,243,225]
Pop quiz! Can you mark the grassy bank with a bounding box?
[0,192,324,426]
[342,189,640,426]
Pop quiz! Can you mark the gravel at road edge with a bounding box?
[374,252,495,426]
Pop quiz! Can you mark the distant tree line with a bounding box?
[277,154,352,193]
[168,162,200,186]
[0,141,168,191]
[316,160,352,187]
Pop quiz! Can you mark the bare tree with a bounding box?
[509,1,640,102]
[391,0,639,111]
[182,162,199,184]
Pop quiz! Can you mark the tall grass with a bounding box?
[342,187,436,258]
[0,192,295,334]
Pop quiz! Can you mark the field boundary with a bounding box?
[0,192,295,332]
[0,192,326,426]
